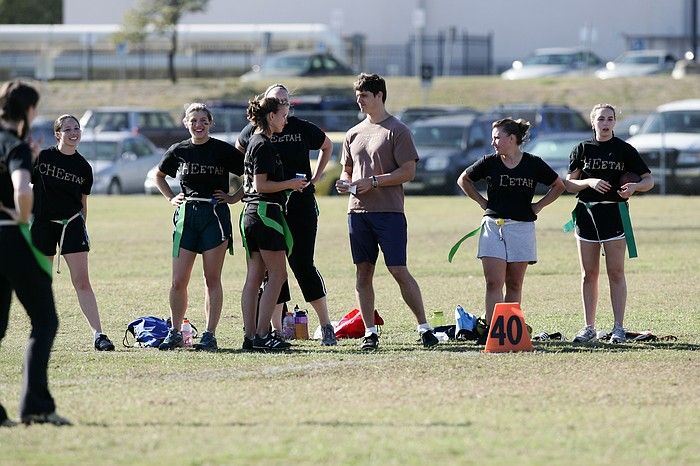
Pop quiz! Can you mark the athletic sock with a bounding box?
[417,322,432,334]
[364,326,377,337]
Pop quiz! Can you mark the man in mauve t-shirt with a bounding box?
[336,73,439,351]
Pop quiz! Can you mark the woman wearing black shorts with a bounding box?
[566,104,653,344]
[31,114,114,351]
[240,96,307,351]
[155,103,243,351]
[236,84,336,345]
[0,80,70,426]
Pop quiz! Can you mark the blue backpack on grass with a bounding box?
[123,316,170,348]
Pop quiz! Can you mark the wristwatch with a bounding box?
[371,176,378,189]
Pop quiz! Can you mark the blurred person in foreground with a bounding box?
[0,80,70,426]
[457,118,565,344]
[565,103,653,344]
[236,84,336,346]
[155,103,243,352]
[31,114,115,351]
[335,73,439,351]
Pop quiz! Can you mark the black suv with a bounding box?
[289,94,363,132]
[406,113,493,195]
[486,103,589,140]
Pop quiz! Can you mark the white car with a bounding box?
[595,50,676,79]
[501,47,604,80]
[626,99,700,194]
[79,132,163,194]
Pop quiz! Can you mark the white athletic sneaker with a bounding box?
[573,325,597,343]
[610,324,627,344]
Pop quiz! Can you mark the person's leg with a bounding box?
[201,241,228,334]
[577,240,601,327]
[504,262,529,304]
[603,239,627,326]
[481,257,507,324]
[271,303,284,332]
[256,250,288,336]
[287,206,331,325]
[386,266,428,324]
[355,262,376,327]
[63,252,102,335]
[242,253,265,340]
[0,274,10,422]
[169,249,197,331]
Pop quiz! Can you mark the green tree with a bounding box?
[118,0,208,83]
[0,0,62,23]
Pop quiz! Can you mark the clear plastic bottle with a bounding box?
[282,309,295,340]
[294,305,309,340]
[181,319,193,347]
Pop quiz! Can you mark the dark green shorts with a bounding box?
[174,202,232,253]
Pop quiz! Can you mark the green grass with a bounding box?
[1,195,699,465]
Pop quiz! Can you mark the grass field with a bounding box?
[0,194,698,465]
[35,75,700,120]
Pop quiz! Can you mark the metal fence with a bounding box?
[359,31,493,77]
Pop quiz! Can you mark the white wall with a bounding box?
[64,0,693,65]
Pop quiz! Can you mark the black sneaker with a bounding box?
[158,329,183,350]
[253,333,292,351]
[360,333,379,351]
[94,334,115,351]
[242,336,254,351]
[21,412,72,426]
[421,330,439,348]
[193,331,218,352]
[0,405,17,427]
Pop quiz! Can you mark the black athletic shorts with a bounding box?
[574,202,625,242]
[31,216,90,256]
[242,203,287,253]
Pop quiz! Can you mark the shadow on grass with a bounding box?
[531,340,700,353]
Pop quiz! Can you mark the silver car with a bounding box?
[501,47,604,80]
[595,50,676,79]
[79,132,163,194]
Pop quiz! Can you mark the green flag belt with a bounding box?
[0,220,52,279]
[172,198,233,257]
[562,200,637,258]
[239,201,293,258]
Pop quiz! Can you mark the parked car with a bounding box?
[486,103,590,141]
[289,94,363,132]
[396,106,479,125]
[240,51,354,82]
[79,107,189,149]
[626,99,700,194]
[30,116,57,150]
[522,132,591,192]
[615,114,649,140]
[405,114,493,195]
[501,47,604,80]
[309,131,345,195]
[595,50,676,79]
[78,132,163,194]
[206,100,249,144]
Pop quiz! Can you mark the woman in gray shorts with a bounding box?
[457,118,565,341]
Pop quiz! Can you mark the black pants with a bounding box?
[263,192,327,305]
[0,226,58,420]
